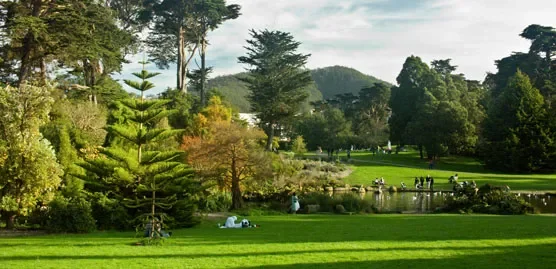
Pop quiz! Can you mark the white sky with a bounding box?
[113,0,556,94]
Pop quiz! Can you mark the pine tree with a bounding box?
[483,71,554,172]
[79,62,194,239]
[238,29,313,151]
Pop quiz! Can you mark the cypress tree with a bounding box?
[483,71,554,172]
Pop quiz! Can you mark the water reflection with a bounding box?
[331,191,556,213]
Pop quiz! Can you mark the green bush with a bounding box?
[167,199,200,228]
[198,192,232,212]
[300,192,335,212]
[338,193,361,212]
[335,204,346,213]
[327,179,345,187]
[90,193,130,230]
[338,193,376,213]
[442,184,535,215]
[46,197,96,233]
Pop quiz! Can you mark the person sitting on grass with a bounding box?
[401,182,407,190]
[144,220,171,238]
[220,216,242,228]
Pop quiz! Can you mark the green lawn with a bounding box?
[337,151,556,192]
[1,214,555,268]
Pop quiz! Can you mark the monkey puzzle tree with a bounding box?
[79,62,194,239]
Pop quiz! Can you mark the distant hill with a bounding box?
[310,66,392,99]
[207,73,251,113]
[207,66,390,112]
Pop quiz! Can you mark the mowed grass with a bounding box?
[1,214,556,268]
[337,151,556,192]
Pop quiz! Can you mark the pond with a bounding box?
[332,191,556,213]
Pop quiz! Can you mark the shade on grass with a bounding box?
[332,151,556,192]
[1,214,555,268]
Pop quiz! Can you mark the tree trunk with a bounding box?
[18,32,33,85]
[200,36,207,106]
[230,158,243,210]
[266,123,275,151]
[17,0,43,85]
[177,26,188,93]
[3,212,16,230]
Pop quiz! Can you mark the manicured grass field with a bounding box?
[1,214,555,268]
[338,151,556,192]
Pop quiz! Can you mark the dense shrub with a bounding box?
[442,184,535,214]
[300,192,335,212]
[90,193,130,230]
[46,197,96,233]
[198,192,232,212]
[167,199,200,228]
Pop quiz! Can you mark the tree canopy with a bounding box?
[238,29,313,151]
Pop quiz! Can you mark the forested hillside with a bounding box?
[207,66,388,112]
[208,73,322,113]
[310,66,392,99]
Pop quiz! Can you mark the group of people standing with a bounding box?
[414,175,435,190]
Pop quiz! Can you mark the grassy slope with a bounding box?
[1,215,555,268]
[334,151,556,192]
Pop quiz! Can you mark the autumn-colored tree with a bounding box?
[182,121,268,209]
[188,95,232,137]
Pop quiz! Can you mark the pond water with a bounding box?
[332,191,556,213]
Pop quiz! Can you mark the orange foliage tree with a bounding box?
[182,121,270,209]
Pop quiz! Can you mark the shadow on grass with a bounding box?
[173,215,556,245]
[2,215,555,246]
[233,243,556,269]
[1,243,554,263]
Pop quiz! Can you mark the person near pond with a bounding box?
[374,178,380,185]
[379,177,385,185]
[426,175,431,189]
[430,177,434,190]
[291,192,300,214]
[401,182,407,190]
[414,177,419,188]
[420,177,425,188]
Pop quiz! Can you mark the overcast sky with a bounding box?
[114,0,556,94]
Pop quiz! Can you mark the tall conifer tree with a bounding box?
[79,62,194,239]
